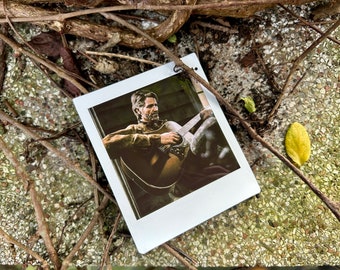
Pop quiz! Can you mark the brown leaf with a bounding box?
[28,31,62,60]
[60,47,82,97]
[60,47,80,75]
[239,50,257,67]
[29,32,82,97]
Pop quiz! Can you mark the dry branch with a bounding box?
[0,110,116,203]
[85,50,161,66]
[0,227,49,269]
[162,243,198,270]
[267,18,340,122]
[0,25,7,94]
[194,0,316,17]
[0,32,88,94]
[0,136,61,269]
[280,4,340,46]
[100,212,121,269]
[0,0,195,48]
[61,197,110,270]
[0,0,318,48]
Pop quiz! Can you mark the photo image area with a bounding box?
[90,73,240,219]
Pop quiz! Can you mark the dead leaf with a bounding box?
[28,32,62,60]
[60,47,82,96]
[285,122,311,167]
[239,50,257,67]
[29,31,82,96]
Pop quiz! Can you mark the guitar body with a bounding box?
[120,121,190,193]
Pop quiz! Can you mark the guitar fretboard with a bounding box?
[177,113,201,137]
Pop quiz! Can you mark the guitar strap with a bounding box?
[120,157,176,196]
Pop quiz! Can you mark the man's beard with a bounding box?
[145,112,159,122]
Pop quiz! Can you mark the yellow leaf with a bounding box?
[241,96,256,113]
[285,122,311,167]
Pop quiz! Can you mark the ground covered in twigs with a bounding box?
[0,1,339,269]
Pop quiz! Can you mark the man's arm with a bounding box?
[102,124,183,157]
[102,125,161,156]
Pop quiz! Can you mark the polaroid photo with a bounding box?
[73,53,260,254]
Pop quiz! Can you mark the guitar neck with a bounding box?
[177,113,201,137]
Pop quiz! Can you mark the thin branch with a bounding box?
[100,212,121,269]
[254,45,281,95]
[2,3,94,95]
[3,0,38,53]
[0,24,7,95]
[0,110,116,203]
[0,32,89,94]
[166,243,198,265]
[190,20,238,33]
[162,243,198,270]
[0,136,61,269]
[56,196,93,251]
[104,12,340,221]
[0,227,49,269]
[89,139,112,269]
[85,50,161,66]
[61,197,109,270]
[0,1,315,23]
[280,4,340,46]
[267,18,340,122]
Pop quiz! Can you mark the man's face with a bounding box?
[138,97,159,122]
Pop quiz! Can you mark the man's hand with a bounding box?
[160,132,182,145]
[200,108,213,121]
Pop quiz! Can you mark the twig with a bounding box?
[56,196,93,251]
[85,50,162,66]
[0,1,316,23]
[103,12,340,221]
[3,0,38,54]
[190,21,238,33]
[0,24,8,94]
[0,136,61,269]
[162,243,198,270]
[289,71,307,95]
[0,0,196,48]
[3,99,19,117]
[0,227,49,269]
[0,32,89,94]
[100,212,121,269]
[280,4,340,46]
[253,46,281,94]
[166,243,198,265]
[61,197,110,270]
[267,19,340,122]
[0,109,116,203]
[0,1,317,48]
[89,136,112,269]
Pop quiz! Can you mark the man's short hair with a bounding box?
[131,90,158,120]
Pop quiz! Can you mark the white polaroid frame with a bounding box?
[73,53,260,254]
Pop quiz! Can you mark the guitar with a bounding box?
[120,112,203,195]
